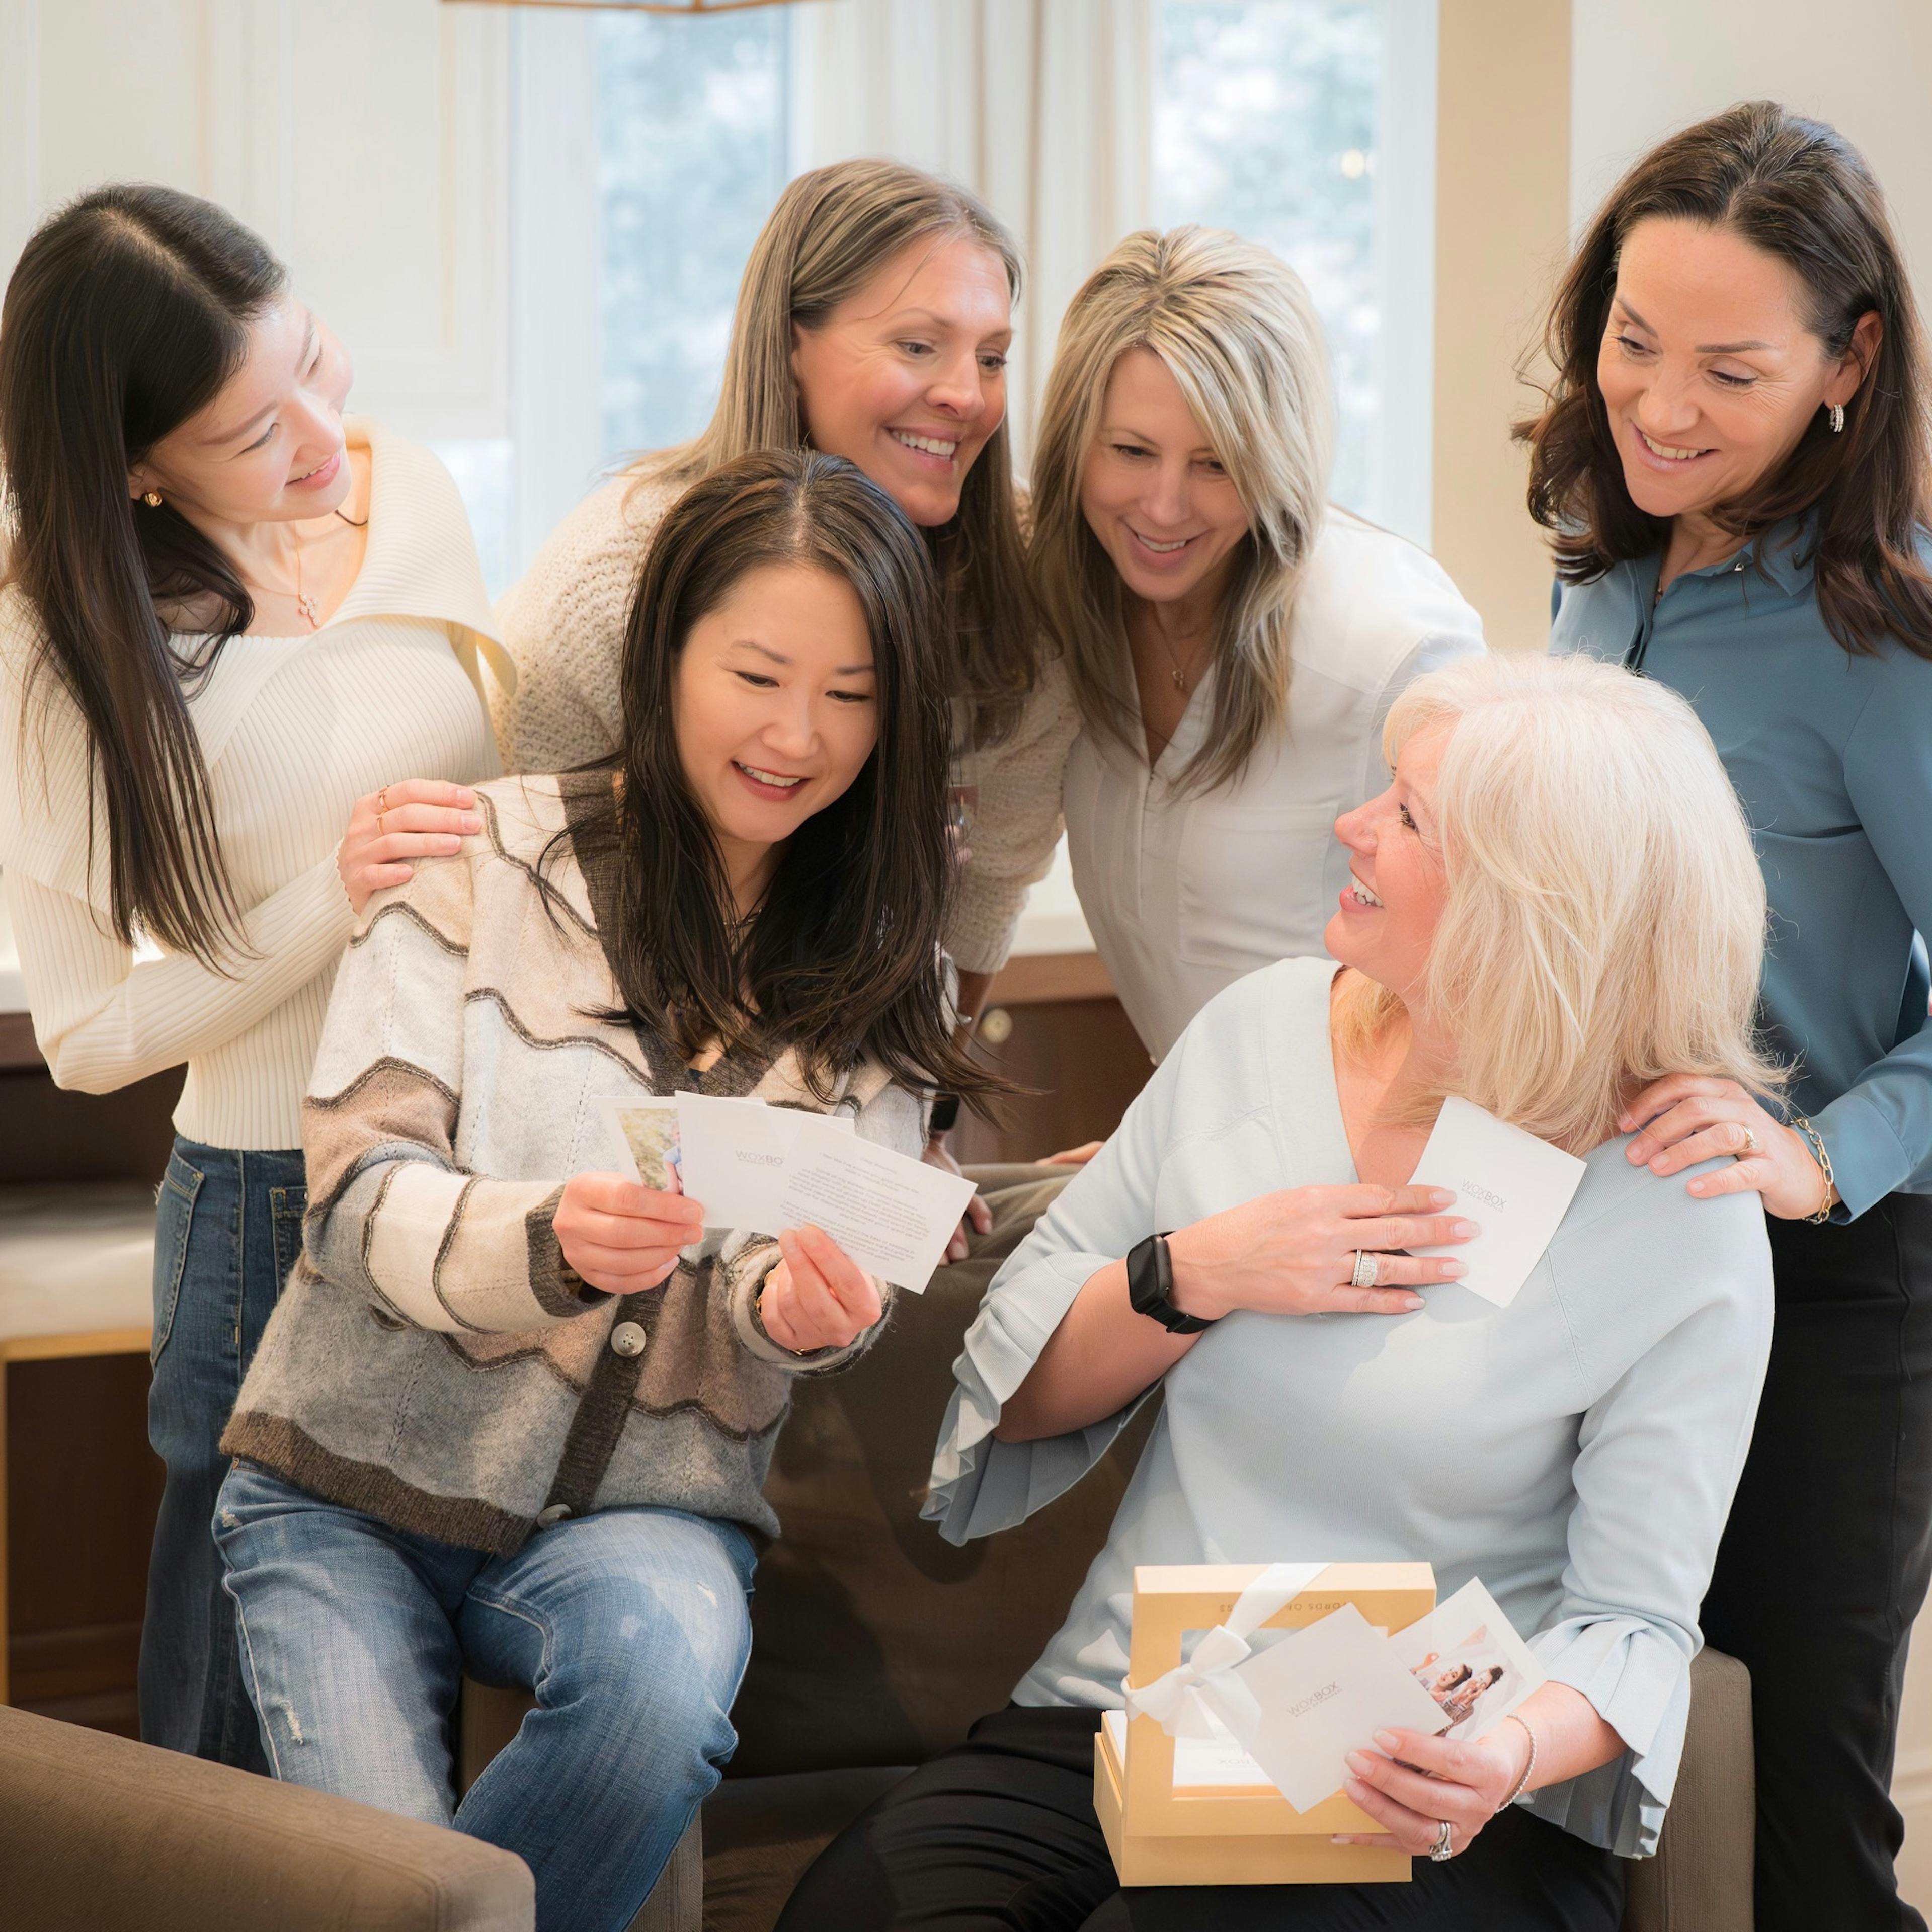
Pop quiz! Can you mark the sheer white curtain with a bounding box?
[788,0,1156,469]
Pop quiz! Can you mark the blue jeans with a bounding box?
[141,1138,306,1767]
[214,1464,757,1932]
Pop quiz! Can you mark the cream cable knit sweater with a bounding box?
[492,471,1075,976]
[0,419,504,1149]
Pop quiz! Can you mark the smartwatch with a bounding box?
[1126,1231,1217,1334]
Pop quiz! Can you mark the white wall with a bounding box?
[1570,0,1932,284]
[1571,2,1932,1906]
[0,1,511,451]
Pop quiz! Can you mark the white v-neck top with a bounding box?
[1064,511,1485,1060]
[926,956,1773,1858]
[0,418,505,1148]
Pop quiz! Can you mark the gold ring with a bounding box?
[377,786,390,815]
[1740,1126,1758,1154]
[375,809,386,836]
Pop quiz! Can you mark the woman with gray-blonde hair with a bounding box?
[1033,226,1485,1070]
[781,650,1777,1931]
[496,159,1072,1059]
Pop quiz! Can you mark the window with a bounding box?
[488,3,1434,595]
[1155,0,1436,544]
[595,11,792,466]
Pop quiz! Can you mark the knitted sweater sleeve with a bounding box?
[489,475,674,775]
[947,652,1078,975]
[300,849,603,1334]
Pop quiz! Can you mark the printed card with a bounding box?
[1390,1579,1547,1740]
[674,1093,796,1230]
[1408,1096,1587,1307]
[1232,1604,1452,1814]
[615,1096,960,1290]
[771,1115,978,1292]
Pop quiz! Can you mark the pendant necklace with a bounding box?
[1152,624,1209,693]
[237,508,362,630]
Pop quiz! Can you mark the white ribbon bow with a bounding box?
[1122,1561,1331,1750]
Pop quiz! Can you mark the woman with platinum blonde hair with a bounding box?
[1030,225,1486,1074]
[781,651,1777,1932]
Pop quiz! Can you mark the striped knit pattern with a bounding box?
[0,419,504,1149]
[222,771,919,1554]
[490,469,1077,975]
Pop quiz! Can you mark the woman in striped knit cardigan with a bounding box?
[213,450,996,1932]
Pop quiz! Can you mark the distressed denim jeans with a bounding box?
[142,1138,306,1768]
[214,1463,756,1932]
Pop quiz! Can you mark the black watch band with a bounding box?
[927,1093,961,1135]
[1126,1231,1216,1334]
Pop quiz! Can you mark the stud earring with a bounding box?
[141,490,163,506]
[1828,404,1846,435]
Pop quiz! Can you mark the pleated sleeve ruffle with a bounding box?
[923,1248,1149,1545]
[922,1035,1191,1545]
[1521,1613,1695,1858]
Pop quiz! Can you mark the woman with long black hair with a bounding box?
[1530,102,1932,1929]
[0,186,501,1768]
[214,448,1000,1932]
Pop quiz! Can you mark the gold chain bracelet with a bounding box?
[1789,1115,1837,1223]
[1500,1712,1539,1807]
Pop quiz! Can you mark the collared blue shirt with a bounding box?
[1552,519,1932,1218]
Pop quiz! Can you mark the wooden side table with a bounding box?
[0,1184,155,1706]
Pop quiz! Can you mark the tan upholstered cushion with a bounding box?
[0,1702,533,1932]
[1622,1647,1755,1932]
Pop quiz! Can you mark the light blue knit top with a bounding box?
[926,956,1773,1858]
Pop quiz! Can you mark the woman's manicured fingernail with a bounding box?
[1439,1260,1464,1278]
[1401,1295,1424,1311]
[1650,1156,1668,1173]
[1331,1835,1357,1845]
[1344,1752,1373,1777]
[1373,1731,1401,1751]
[1452,1221,1477,1239]
[462,814,482,832]
[1618,1114,1633,1131]
[1429,1188,1455,1207]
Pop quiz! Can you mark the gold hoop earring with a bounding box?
[141,490,163,507]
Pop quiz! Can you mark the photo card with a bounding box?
[1390,1578,1547,1739]
[605,1097,683,1192]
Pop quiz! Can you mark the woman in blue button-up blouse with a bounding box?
[1527,102,1932,1932]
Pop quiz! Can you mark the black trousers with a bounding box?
[777,1706,1624,1931]
[1701,1194,1932,1932]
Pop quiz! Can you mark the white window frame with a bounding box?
[502,1,1438,580]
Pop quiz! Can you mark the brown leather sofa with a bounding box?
[1,1166,1751,1931]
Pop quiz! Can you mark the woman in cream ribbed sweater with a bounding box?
[497,160,1076,1068]
[0,187,500,1769]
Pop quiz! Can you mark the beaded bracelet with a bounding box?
[1790,1115,1838,1224]
[1500,1712,1539,1807]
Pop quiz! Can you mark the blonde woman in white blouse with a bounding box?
[0,187,500,1770]
[1030,227,1487,1067]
